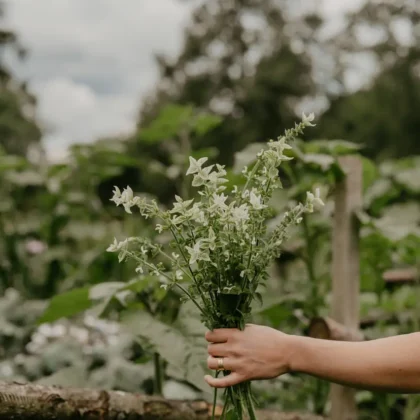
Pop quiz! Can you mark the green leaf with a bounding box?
[89,282,125,301]
[373,203,420,241]
[364,178,400,213]
[6,170,44,186]
[302,139,362,155]
[121,310,209,394]
[36,363,88,388]
[192,113,222,136]
[141,104,194,143]
[38,286,92,324]
[190,147,219,160]
[300,153,335,171]
[0,155,28,172]
[360,156,379,192]
[394,167,420,193]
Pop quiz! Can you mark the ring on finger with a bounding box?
[216,357,225,371]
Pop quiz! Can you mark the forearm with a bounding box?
[289,332,420,393]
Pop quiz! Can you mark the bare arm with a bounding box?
[204,325,420,393]
[291,332,420,393]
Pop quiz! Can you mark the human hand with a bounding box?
[204,324,294,388]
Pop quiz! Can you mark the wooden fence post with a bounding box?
[330,156,362,420]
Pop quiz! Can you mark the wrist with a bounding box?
[286,334,309,373]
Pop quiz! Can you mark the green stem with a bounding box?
[244,382,257,420]
[211,371,220,420]
[155,247,194,280]
[179,129,191,199]
[127,251,206,315]
[169,227,209,307]
[153,352,163,395]
[240,160,261,202]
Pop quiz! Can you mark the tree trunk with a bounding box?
[0,381,325,419]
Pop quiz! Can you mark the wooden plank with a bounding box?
[330,156,362,420]
[383,267,418,284]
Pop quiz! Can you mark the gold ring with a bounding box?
[216,357,224,371]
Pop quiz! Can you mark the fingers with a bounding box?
[207,343,228,357]
[205,328,238,343]
[207,355,233,371]
[204,372,244,388]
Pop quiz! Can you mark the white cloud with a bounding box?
[34,78,136,159]
[4,0,193,158]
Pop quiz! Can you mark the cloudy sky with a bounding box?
[4,0,363,159]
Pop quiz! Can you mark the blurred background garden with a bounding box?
[1,0,420,418]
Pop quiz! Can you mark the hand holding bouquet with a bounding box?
[107,113,323,419]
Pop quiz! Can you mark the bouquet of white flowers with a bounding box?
[107,113,323,419]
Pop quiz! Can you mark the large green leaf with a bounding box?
[360,156,379,192]
[36,363,88,388]
[38,286,92,324]
[192,113,222,136]
[299,153,335,171]
[6,170,44,186]
[140,104,194,143]
[120,308,209,395]
[0,155,28,172]
[302,139,362,155]
[89,282,126,301]
[373,202,420,241]
[394,167,420,193]
[364,178,400,212]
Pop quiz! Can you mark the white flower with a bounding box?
[140,246,148,255]
[160,284,168,290]
[135,266,144,274]
[172,252,180,260]
[107,237,127,252]
[306,188,324,208]
[155,224,164,233]
[110,186,138,214]
[110,186,122,205]
[195,211,207,225]
[269,137,293,159]
[186,241,211,265]
[192,174,207,187]
[208,171,228,185]
[249,191,267,210]
[210,193,228,211]
[302,112,316,127]
[187,204,206,224]
[121,186,133,202]
[170,195,194,214]
[175,270,183,280]
[215,164,227,176]
[231,204,250,224]
[203,227,217,251]
[186,157,208,175]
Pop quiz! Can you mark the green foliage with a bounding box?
[0,2,42,157]
[38,286,91,324]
